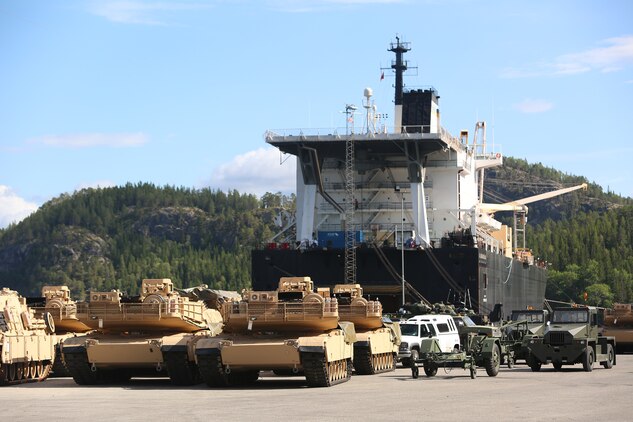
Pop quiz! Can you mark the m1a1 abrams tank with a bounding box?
[31,286,93,376]
[62,278,223,385]
[195,276,356,387]
[1,288,56,385]
[331,284,400,374]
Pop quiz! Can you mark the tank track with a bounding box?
[0,360,52,386]
[162,351,201,386]
[353,347,396,375]
[63,348,131,385]
[302,352,351,387]
[197,349,259,387]
[51,344,70,377]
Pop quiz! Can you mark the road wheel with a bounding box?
[424,362,438,377]
[553,362,563,371]
[484,344,500,377]
[602,344,614,369]
[527,354,541,372]
[582,347,594,372]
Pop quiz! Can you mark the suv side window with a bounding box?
[427,324,437,336]
[437,323,450,333]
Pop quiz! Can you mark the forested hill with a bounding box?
[0,158,631,306]
[0,184,284,298]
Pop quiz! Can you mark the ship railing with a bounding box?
[337,302,382,319]
[75,301,205,323]
[31,304,78,321]
[475,228,502,254]
[319,201,411,212]
[322,181,433,190]
[266,126,464,145]
[225,301,338,322]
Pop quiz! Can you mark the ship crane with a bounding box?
[478,182,588,257]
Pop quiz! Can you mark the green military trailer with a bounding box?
[526,306,616,372]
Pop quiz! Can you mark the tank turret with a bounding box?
[333,284,383,330]
[223,276,339,333]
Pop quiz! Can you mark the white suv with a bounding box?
[398,314,461,366]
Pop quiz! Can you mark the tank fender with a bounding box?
[338,321,357,344]
[60,335,90,349]
[194,337,224,357]
[298,345,325,354]
[384,322,402,346]
[61,345,87,355]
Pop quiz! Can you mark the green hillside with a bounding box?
[0,158,631,307]
[0,184,285,298]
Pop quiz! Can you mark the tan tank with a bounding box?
[61,278,224,385]
[604,303,633,351]
[332,284,401,374]
[1,288,56,386]
[30,286,93,376]
[195,276,356,387]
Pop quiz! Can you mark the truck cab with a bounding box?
[398,314,460,366]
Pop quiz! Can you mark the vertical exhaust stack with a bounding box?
[389,37,410,133]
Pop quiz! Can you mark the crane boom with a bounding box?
[479,183,587,214]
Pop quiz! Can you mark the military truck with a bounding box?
[31,286,93,376]
[195,277,356,387]
[1,288,56,385]
[332,284,400,374]
[506,309,549,364]
[526,306,616,372]
[62,278,224,385]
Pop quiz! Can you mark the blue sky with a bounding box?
[1,0,632,227]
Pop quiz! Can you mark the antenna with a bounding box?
[342,104,357,135]
[362,87,377,135]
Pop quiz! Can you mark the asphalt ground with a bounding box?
[2,356,632,421]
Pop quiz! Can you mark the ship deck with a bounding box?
[265,126,463,159]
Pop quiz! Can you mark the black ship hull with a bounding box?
[251,247,547,316]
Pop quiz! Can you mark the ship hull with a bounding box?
[251,247,546,316]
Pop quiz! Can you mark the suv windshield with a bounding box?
[400,324,418,336]
[552,310,588,323]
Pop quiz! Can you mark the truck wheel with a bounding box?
[424,362,438,377]
[527,354,541,372]
[411,366,419,379]
[602,344,614,369]
[582,347,594,372]
[484,344,500,377]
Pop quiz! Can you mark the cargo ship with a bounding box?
[251,38,548,315]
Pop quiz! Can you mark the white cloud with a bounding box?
[513,99,554,114]
[88,1,213,25]
[501,35,633,78]
[205,148,296,196]
[29,132,148,148]
[75,180,117,191]
[0,186,39,228]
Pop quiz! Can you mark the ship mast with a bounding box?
[388,36,410,133]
